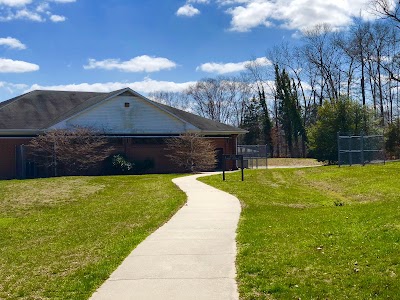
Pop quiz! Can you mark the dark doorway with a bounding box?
[215,148,224,170]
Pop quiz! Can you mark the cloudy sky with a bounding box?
[0,0,381,101]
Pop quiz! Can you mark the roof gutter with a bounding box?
[0,128,248,136]
[0,129,43,136]
[198,130,248,135]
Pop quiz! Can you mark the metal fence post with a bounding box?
[256,145,259,169]
[383,129,386,165]
[349,135,352,166]
[241,156,244,181]
[361,133,365,166]
[337,132,341,167]
[222,157,226,181]
[265,144,268,169]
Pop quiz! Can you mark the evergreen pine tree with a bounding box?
[257,86,273,154]
[241,97,262,145]
[275,65,307,157]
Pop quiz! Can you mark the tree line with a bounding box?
[149,2,400,161]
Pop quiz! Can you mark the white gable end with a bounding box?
[52,95,197,134]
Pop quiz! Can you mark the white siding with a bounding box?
[52,95,197,134]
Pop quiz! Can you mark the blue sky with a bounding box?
[0,0,382,101]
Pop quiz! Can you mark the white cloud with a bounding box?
[36,2,49,13]
[51,0,76,3]
[16,8,43,21]
[197,57,271,74]
[26,78,195,94]
[0,81,28,89]
[176,0,210,17]
[176,4,200,17]
[188,0,210,3]
[0,58,39,73]
[0,78,194,103]
[217,0,248,4]
[0,81,28,97]
[0,8,44,21]
[176,0,384,33]
[0,0,31,6]
[0,0,76,22]
[50,14,66,22]
[227,1,273,32]
[0,37,26,49]
[225,0,379,33]
[129,78,196,93]
[84,55,177,73]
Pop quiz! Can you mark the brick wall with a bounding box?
[120,136,238,173]
[0,135,239,179]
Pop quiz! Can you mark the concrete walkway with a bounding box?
[90,173,241,300]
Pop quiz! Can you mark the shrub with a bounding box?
[103,154,155,175]
[165,133,217,173]
[28,127,114,176]
[112,154,134,173]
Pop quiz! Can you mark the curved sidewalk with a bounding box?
[90,173,241,300]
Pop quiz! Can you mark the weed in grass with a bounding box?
[334,200,345,206]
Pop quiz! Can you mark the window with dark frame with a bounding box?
[124,102,130,108]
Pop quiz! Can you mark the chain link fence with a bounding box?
[237,144,269,169]
[338,133,385,166]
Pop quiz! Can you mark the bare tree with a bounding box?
[186,76,248,126]
[227,78,252,127]
[147,91,190,111]
[372,0,400,27]
[165,133,217,172]
[268,43,310,111]
[350,22,373,106]
[302,24,343,103]
[370,1,400,122]
[28,127,115,176]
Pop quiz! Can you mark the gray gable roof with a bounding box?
[154,101,242,133]
[0,90,104,130]
[44,88,128,128]
[0,88,246,134]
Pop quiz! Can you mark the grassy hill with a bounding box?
[200,162,400,299]
[0,175,186,300]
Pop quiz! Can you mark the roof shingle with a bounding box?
[0,90,104,129]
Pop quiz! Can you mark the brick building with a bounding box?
[0,88,245,179]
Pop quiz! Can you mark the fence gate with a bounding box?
[337,133,385,167]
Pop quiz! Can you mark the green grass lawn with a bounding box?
[267,158,323,167]
[244,158,323,168]
[0,175,186,300]
[200,163,400,299]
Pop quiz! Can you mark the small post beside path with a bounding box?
[222,154,244,181]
